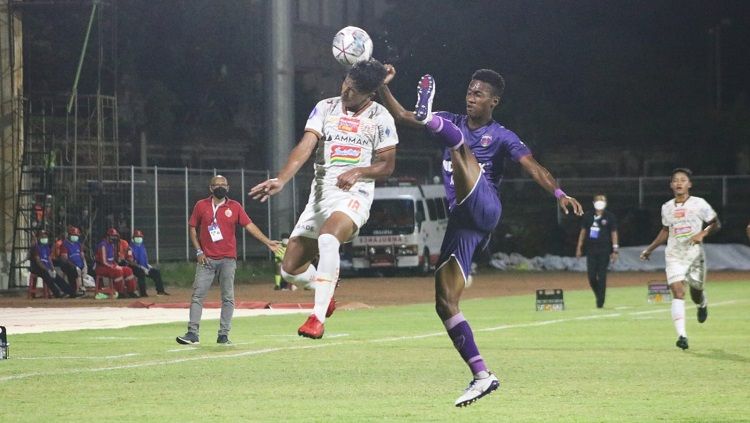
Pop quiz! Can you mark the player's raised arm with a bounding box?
[249,131,318,202]
[377,64,424,129]
[518,155,583,216]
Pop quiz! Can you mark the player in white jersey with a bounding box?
[250,59,398,339]
[640,168,720,350]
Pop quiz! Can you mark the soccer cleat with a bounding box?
[176,332,200,345]
[156,291,171,296]
[216,334,232,345]
[298,315,324,339]
[414,74,435,122]
[697,305,707,323]
[326,296,336,318]
[676,336,689,350]
[454,372,500,407]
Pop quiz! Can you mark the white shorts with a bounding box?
[290,187,371,241]
[665,245,706,289]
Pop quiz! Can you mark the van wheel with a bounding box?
[421,248,432,275]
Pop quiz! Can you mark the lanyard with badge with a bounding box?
[208,201,225,242]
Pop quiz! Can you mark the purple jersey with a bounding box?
[436,111,531,209]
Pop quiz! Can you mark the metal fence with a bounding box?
[37,166,750,262]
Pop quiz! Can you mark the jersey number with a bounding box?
[347,199,360,212]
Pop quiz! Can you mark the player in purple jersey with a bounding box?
[378,66,583,407]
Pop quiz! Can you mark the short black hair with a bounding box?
[671,167,693,179]
[347,59,387,93]
[471,69,505,98]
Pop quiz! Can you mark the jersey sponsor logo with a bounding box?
[331,133,368,145]
[224,209,233,218]
[480,135,492,147]
[673,209,685,218]
[338,116,360,133]
[331,145,362,164]
[674,225,692,236]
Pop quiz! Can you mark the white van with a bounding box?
[350,183,448,274]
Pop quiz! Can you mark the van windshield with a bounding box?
[359,199,415,235]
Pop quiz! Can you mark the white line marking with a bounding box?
[17,353,140,361]
[0,300,741,383]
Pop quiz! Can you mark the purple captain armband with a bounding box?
[554,188,567,199]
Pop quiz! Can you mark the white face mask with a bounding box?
[39,238,49,245]
[133,237,143,244]
[69,235,79,242]
[593,200,607,211]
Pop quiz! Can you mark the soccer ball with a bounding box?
[331,26,373,67]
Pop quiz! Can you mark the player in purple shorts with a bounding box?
[378,66,583,407]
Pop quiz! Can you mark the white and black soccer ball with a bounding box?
[332,26,373,67]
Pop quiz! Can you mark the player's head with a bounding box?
[210,175,229,199]
[466,69,505,119]
[670,167,692,196]
[341,59,386,111]
[593,194,607,211]
[37,230,49,244]
[132,229,144,244]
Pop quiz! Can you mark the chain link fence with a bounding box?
[39,166,750,262]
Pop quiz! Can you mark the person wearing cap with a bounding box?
[57,226,88,295]
[95,227,139,298]
[128,229,169,297]
[27,230,78,298]
[576,194,619,308]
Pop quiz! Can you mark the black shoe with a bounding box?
[176,332,199,345]
[156,291,170,296]
[676,336,689,350]
[128,292,140,298]
[697,306,707,323]
[216,334,232,345]
[140,292,149,298]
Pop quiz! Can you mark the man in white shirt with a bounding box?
[640,168,720,350]
[250,59,397,339]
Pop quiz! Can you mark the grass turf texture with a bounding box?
[1,280,748,422]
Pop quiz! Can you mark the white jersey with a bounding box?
[304,97,398,204]
[661,196,717,254]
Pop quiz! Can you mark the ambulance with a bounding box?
[350,182,448,274]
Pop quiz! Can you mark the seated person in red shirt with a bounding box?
[95,227,138,298]
[54,226,88,295]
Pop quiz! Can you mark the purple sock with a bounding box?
[444,313,487,375]
[426,115,464,150]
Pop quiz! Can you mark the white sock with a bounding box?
[280,264,316,290]
[671,299,686,337]
[313,234,340,323]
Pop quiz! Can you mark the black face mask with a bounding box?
[212,187,228,199]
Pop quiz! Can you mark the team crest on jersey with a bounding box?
[330,144,362,164]
[673,209,685,218]
[480,135,493,147]
[224,209,233,218]
[338,116,360,133]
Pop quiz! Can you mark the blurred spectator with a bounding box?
[128,229,170,297]
[57,226,89,295]
[51,228,85,295]
[576,194,619,309]
[95,227,139,299]
[28,230,78,298]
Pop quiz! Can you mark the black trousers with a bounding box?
[53,258,81,291]
[129,265,165,295]
[586,252,610,308]
[30,263,76,297]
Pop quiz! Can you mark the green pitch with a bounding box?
[2,280,749,422]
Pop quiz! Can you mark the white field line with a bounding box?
[0,300,739,383]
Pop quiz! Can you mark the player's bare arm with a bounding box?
[518,155,583,216]
[690,217,720,245]
[576,228,586,257]
[189,226,208,265]
[244,222,281,253]
[640,227,668,260]
[335,147,397,191]
[249,131,318,202]
[377,65,423,129]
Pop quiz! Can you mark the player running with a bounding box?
[640,168,720,350]
[377,66,583,407]
[250,59,397,339]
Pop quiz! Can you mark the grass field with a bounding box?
[1,280,749,422]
